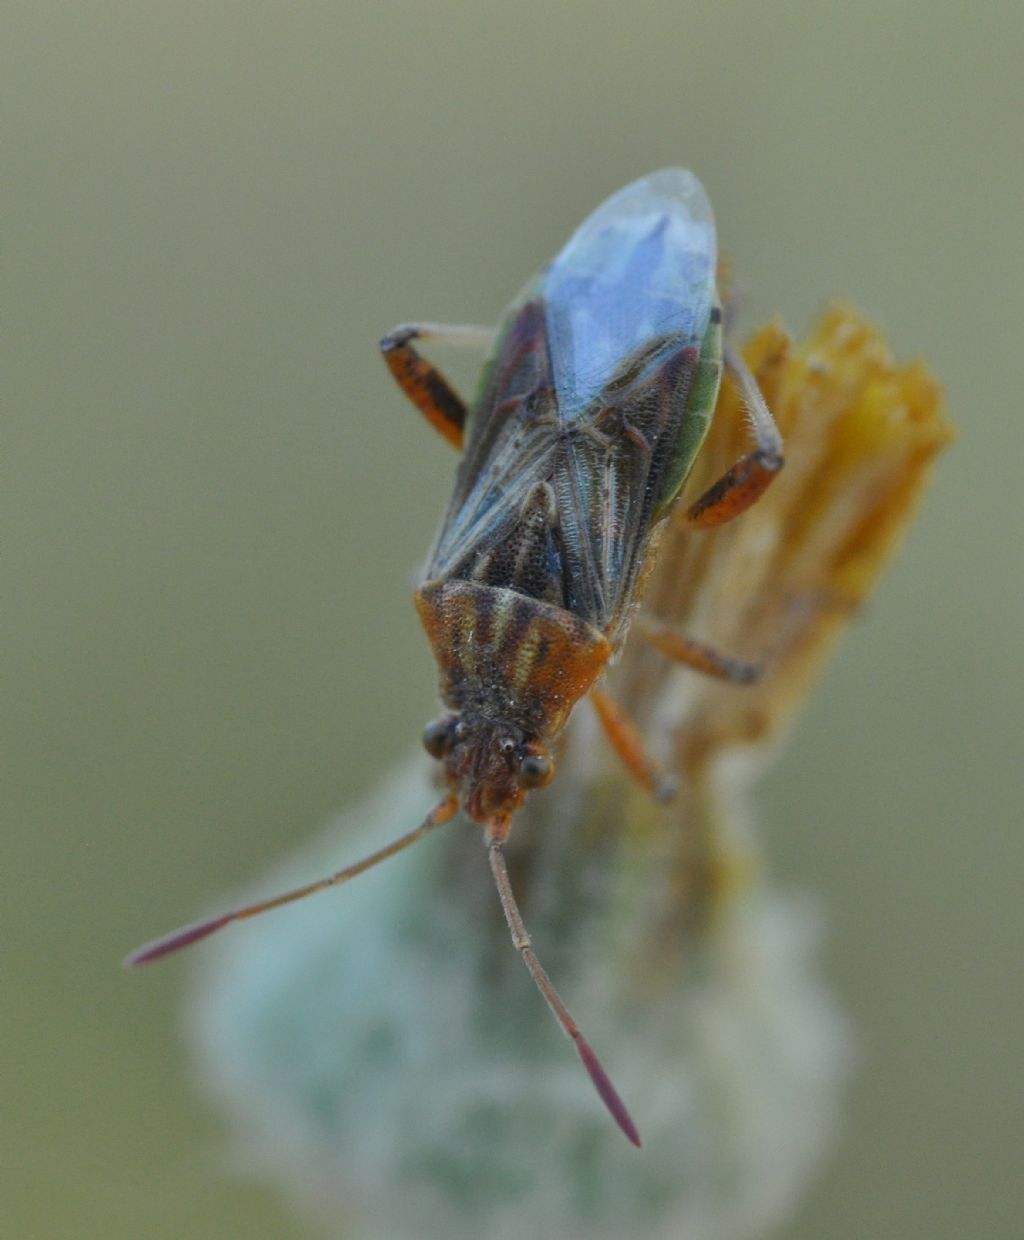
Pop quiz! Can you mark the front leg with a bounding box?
[589,687,678,802]
[686,342,784,527]
[380,322,495,451]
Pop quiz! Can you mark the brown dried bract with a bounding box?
[616,304,953,781]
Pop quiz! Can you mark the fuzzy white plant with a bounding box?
[182,308,950,1240]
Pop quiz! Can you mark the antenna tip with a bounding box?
[575,1034,642,1148]
[123,911,234,968]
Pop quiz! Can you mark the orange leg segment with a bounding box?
[634,618,762,685]
[380,322,494,451]
[686,449,781,527]
[686,341,784,528]
[590,686,677,802]
[380,325,468,449]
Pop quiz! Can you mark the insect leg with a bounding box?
[633,617,762,685]
[379,322,495,451]
[685,342,784,527]
[589,686,678,801]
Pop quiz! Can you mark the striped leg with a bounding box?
[686,343,784,527]
[590,686,678,802]
[379,322,495,450]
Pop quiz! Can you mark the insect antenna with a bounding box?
[125,794,459,967]
[486,823,642,1147]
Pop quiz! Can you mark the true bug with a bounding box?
[128,169,783,1147]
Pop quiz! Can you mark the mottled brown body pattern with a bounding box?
[410,290,721,827]
[416,581,611,740]
[127,172,785,1148]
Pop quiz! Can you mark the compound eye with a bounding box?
[422,716,458,760]
[519,747,554,789]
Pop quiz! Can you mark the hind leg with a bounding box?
[685,343,784,527]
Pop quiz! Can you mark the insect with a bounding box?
[128,169,783,1147]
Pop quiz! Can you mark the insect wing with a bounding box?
[426,297,561,588]
[543,168,717,419]
[538,169,721,633]
[426,170,721,640]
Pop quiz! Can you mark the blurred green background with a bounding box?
[5,2,1021,1237]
